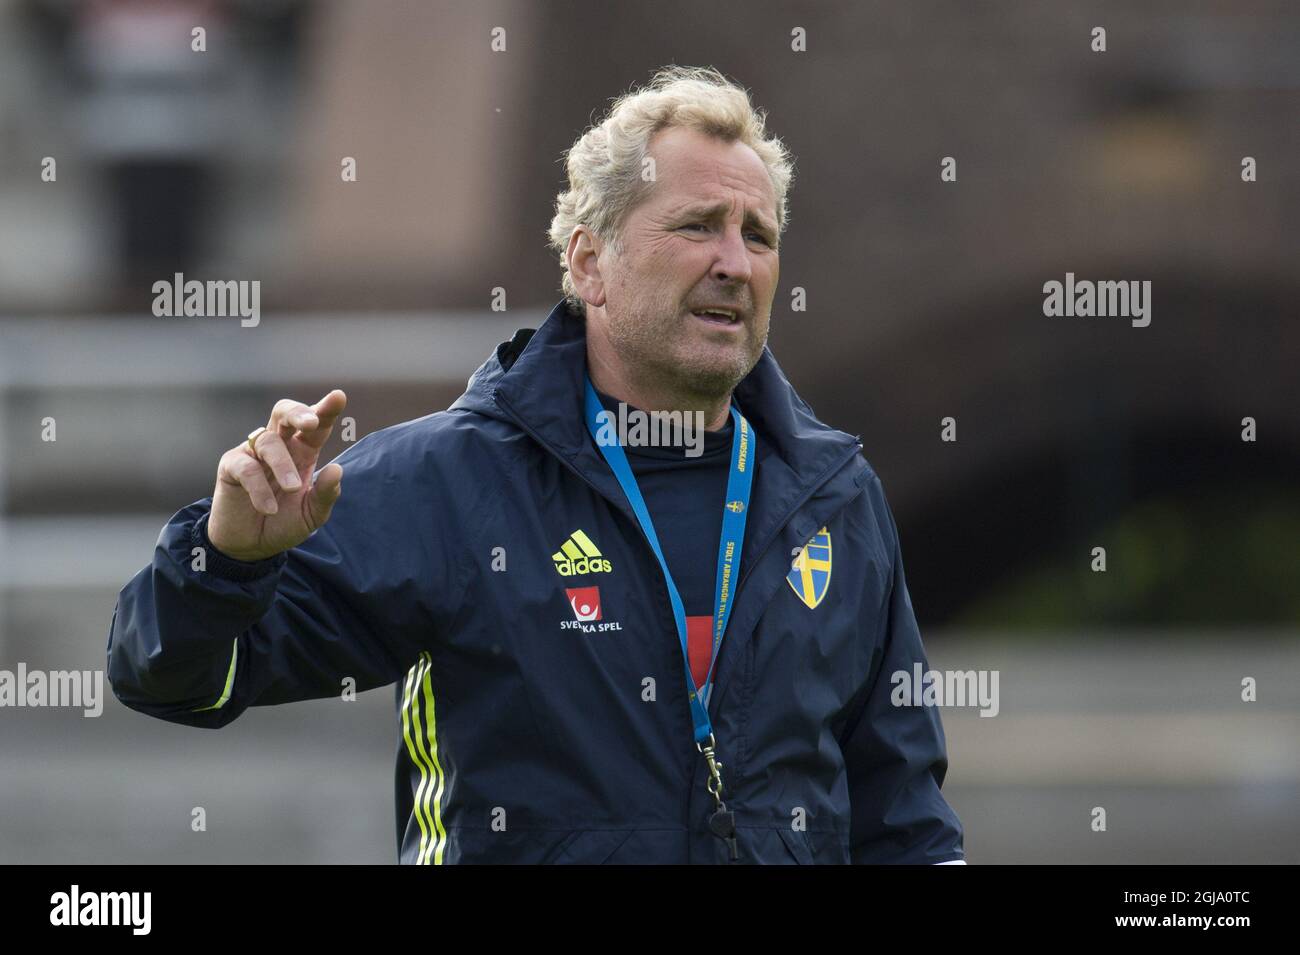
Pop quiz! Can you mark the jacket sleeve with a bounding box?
[838,477,966,864]
[106,431,466,729]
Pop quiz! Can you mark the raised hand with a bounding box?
[206,390,348,562]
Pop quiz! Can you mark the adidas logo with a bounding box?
[552,529,613,576]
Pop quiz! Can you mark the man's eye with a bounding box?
[681,222,770,244]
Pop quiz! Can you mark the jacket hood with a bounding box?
[450,299,862,488]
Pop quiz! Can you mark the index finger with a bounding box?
[296,389,348,449]
[268,397,319,436]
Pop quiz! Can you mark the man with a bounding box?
[107,66,965,864]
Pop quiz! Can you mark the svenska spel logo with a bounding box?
[559,585,623,634]
[565,587,602,622]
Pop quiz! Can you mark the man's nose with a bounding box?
[710,225,753,285]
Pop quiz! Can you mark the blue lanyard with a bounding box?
[583,376,754,744]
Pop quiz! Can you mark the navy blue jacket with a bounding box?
[107,299,965,864]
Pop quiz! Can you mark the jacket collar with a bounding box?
[452,299,863,563]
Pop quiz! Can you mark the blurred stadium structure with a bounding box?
[0,0,1296,862]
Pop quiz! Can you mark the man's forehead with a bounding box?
[647,129,776,214]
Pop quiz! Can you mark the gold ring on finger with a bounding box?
[247,426,269,458]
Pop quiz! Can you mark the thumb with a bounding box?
[307,462,343,528]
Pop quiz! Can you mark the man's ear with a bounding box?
[566,226,607,309]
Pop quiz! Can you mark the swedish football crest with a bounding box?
[787,527,832,609]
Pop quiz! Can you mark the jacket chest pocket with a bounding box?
[750,521,882,710]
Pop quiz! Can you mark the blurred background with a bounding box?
[0,0,1296,863]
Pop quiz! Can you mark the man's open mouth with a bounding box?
[690,307,742,326]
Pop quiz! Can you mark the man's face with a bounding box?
[594,125,780,398]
